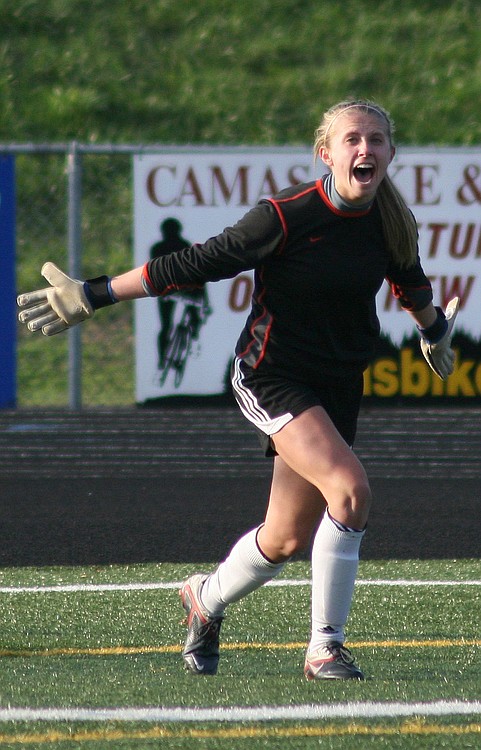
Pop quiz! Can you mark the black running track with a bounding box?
[0,403,480,566]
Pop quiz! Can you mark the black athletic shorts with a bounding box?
[231,356,364,457]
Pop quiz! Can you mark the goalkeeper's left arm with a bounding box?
[411,297,460,380]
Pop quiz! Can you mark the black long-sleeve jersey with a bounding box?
[143,177,432,382]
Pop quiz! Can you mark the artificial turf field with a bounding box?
[0,405,479,747]
[0,559,479,748]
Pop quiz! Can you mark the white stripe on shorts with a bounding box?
[232,357,293,435]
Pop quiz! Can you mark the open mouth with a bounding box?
[353,164,375,183]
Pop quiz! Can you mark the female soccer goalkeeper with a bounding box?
[18,99,458,680]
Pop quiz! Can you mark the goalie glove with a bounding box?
[419,297,460,380]
[17,262,117,336]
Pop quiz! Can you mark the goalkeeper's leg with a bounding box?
[179,456,324,675]
[267,406,370,679]
[180,526,285,675]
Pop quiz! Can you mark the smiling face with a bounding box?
[319,110,395,205]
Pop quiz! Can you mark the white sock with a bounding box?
[201,527,286,617]
[309,510,365,653]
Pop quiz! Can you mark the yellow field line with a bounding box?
[0,639,478,658]
[0,720,479,744]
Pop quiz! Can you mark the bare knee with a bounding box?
[330,479,372,530]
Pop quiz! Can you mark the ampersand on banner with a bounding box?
[457,165,481,205]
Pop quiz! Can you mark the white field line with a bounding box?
[0,700,479,723]
[0,579,479,594]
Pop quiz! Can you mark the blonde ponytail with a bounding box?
[376,174,418,268]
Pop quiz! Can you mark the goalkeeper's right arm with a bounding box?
[17,262,122,336]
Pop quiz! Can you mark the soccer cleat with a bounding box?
[304,642,365,680]
[179,574,224,675]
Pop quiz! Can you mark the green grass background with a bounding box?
[3,0,481,147]
[4,0,481,405]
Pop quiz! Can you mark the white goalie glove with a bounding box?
[17,262,118,337]
[17,262,95,336]
[419,297,460,380]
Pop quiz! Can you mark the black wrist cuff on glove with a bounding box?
[417,307,448,343]
[84,276,118,309]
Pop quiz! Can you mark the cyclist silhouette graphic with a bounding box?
[150,218,211,384]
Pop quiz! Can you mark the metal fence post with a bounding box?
[67,142,83,409]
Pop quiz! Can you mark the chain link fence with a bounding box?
[3,144,141,407]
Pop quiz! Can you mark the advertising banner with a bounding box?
[133,148,481,403]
